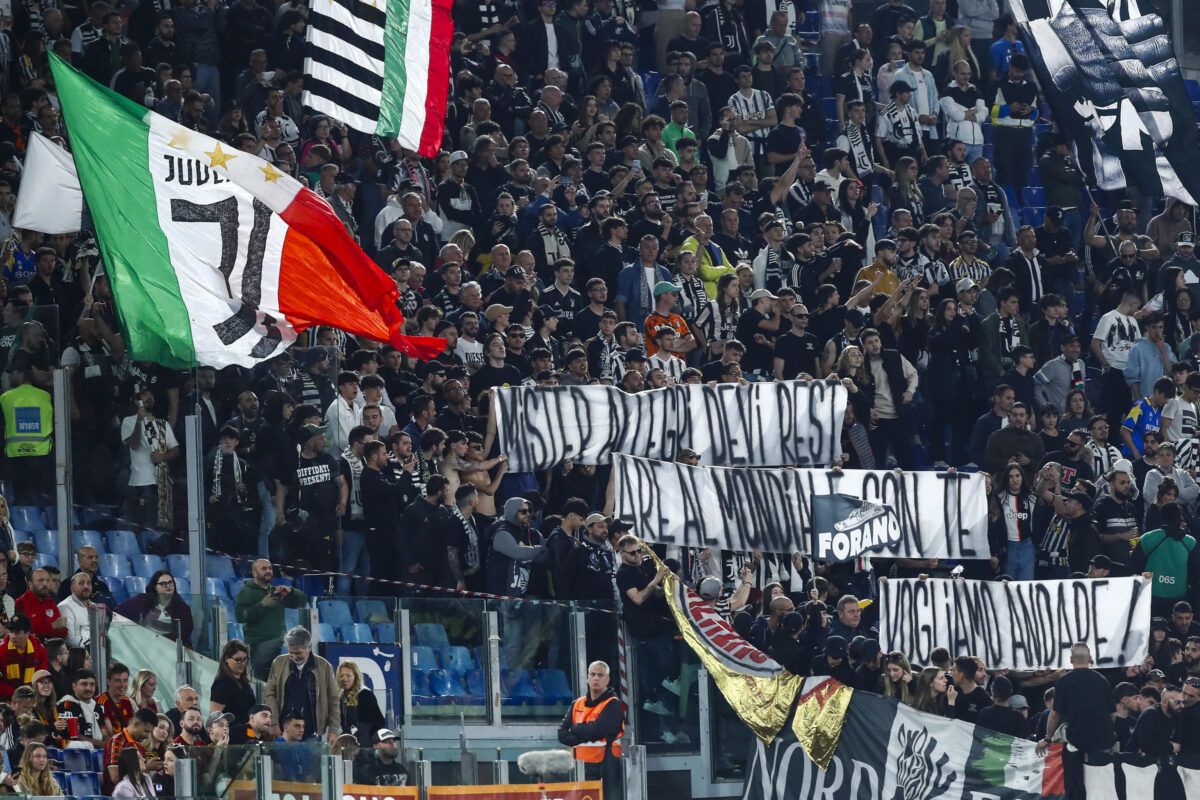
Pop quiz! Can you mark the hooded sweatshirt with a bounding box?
[1146,198,1193,263]
[485,497,547,596]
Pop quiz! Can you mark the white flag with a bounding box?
[13,133,83,234]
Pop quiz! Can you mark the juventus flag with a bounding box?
[1012,0,1200,203]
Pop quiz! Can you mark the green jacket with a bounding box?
[235,580,308,646]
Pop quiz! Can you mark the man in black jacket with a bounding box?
[397,475,452,589]
[360,441,401,596]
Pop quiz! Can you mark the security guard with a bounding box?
[0,363,53,504]
[558,660,625,797]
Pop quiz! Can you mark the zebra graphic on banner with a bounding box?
[1011,0,1200,204]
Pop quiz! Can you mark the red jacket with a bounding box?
[14,591,63,639]
[0,633,48,699]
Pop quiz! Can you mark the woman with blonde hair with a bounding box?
[0,495,16,563]
[836,345,873,424]
[130,669,160,712]
[337,661,386,745]
[934,26,981,87]
[16,743,63,796]
[883,652,915,703]
[30,669,63,743]
[144,713,173,762]
[887,157,925,226]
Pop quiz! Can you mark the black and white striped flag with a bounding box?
[1012,0,1200,204]
[302,0,386,134]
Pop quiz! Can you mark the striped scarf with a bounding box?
[5,637,35,684]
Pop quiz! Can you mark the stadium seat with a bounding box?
[535,669,574,705]
[125,575,148,596]
[205,554,236,579]
[641,71,659,97]
[413,622,448,648]
[340,623,372,642]
[228,622,245,641]
[75,529,104,553]
[411,645,439,671]
[285,607,302,629]
[98,554,131,581]
[131,554,164,579]
[373,622,396,642]
[89,749,103,772]
[410,670,437,705]
[166,554,190,579]
[1023,207,1046,227]
[474,645,508,670]
[1027,169,1041,187]
[205,577,229,598]
[34,530,58,558]
[107,580,128,604]
[443,646,474,674]
[429,668,461,700]
[462,668,487,704]
[33,554,57,570]
[982,123,994,143]
[1022,187,1046,207]
[821,97,836,118]
[317,622,338,642]
[9,527,29,545]
[9,506,43,531]
[317,599,354,628]
[354,599,389,624]
[217,595,236,620]
[270,576,292,587]
[500,669,541,705]
[106,530,141,557]
[1002,186,1018,210]
[174,576,191,595]
[67,772,101,796]
[62,748,90,772]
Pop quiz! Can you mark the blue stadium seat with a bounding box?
[410,670,437,705]
[411,645,439,671]
[535,669,574,705]
[641,71,659,98]
[501,669,541,705]
[8,527,29,545]
[205,577,229,598]
[131,554,164,579]
[34,530,58,558]
[317,622,338,642]
[67,772,101,796]
[413,623,448,648]
[340,623,372,642]
[62,748,90,772]
[9,506,43,531]
[125,575,148,595]
[461,668,486,704]
[217,594,236,620]
[75,529,104,554]
[429,668,461,700]
[89,749,103,772]
[228,622,245,640]
[1002,186,1018,210]
[982,123,994,143]
[33,553,57,569]
[1022,187,1046,207]
[373,622,395,642]
[982,143,994,161]
[474,645,508,670]
[825,119,841,141]
[354,599,389,624]
[270,577,293,587]
[226,577,248,598]
[174,576,191,595]
[443,646,474,674]
[1023,207,1046,227]
[166,554,190,579]
[98,554,131,581]
[285,607,302,629]
[107,580,128,605]
[821,97,836,118]
[106,530,141,557]
[205,554,236,579]
[317,599,354,627]
[1027,169,1041,187]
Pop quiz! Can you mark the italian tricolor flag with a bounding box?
[48,54,444,369]
[377,0,454,156]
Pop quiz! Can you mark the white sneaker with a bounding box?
[659,730,677,745]
[643,699,672,716]
[933,460,950,470]
[674,731,692,744]
[660,678,681,696]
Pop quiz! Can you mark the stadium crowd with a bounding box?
[0,0,1197,795]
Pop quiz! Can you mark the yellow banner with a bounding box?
[426,781,603,799]
[644,543,802,743]
[791,678,853,770]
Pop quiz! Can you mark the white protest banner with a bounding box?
[612,455,990,559]
[495,381,846,471]
[879,577,1152,671]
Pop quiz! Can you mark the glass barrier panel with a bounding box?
[627,631,700,754]
[709,676,752,782]
[489,597,576,723]
[402,596,488,722]
[178,743,263,798]
[267,740,327,784]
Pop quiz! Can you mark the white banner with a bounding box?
[612,455,990,559]
[879,577,1152,671]
[496,381,846,471]
[13,133,84,234]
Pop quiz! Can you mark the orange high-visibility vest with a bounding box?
[569,694,624,763]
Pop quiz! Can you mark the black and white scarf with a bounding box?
[537,222,570,265]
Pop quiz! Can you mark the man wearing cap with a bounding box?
[1163,231,1200,285]
[643,282,697,361]
[875,80,924,170]
[735,288,784,379]
[855,239,903,295]
[1147,198,1194,265]
[1111,682,1143,751]
[810,635,855,684]
[280,422,344,569]
[358,728,410,785]
[436,151,482,241]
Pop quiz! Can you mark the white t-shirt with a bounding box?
[1094,310,1140,370]
[456,338,484,369]
[120,414,179,487]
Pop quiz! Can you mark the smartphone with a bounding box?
[632,159,641,171]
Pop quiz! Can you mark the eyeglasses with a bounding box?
[1092,424,1109,431]
[157,579,175,587]
[229,656,248,663]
